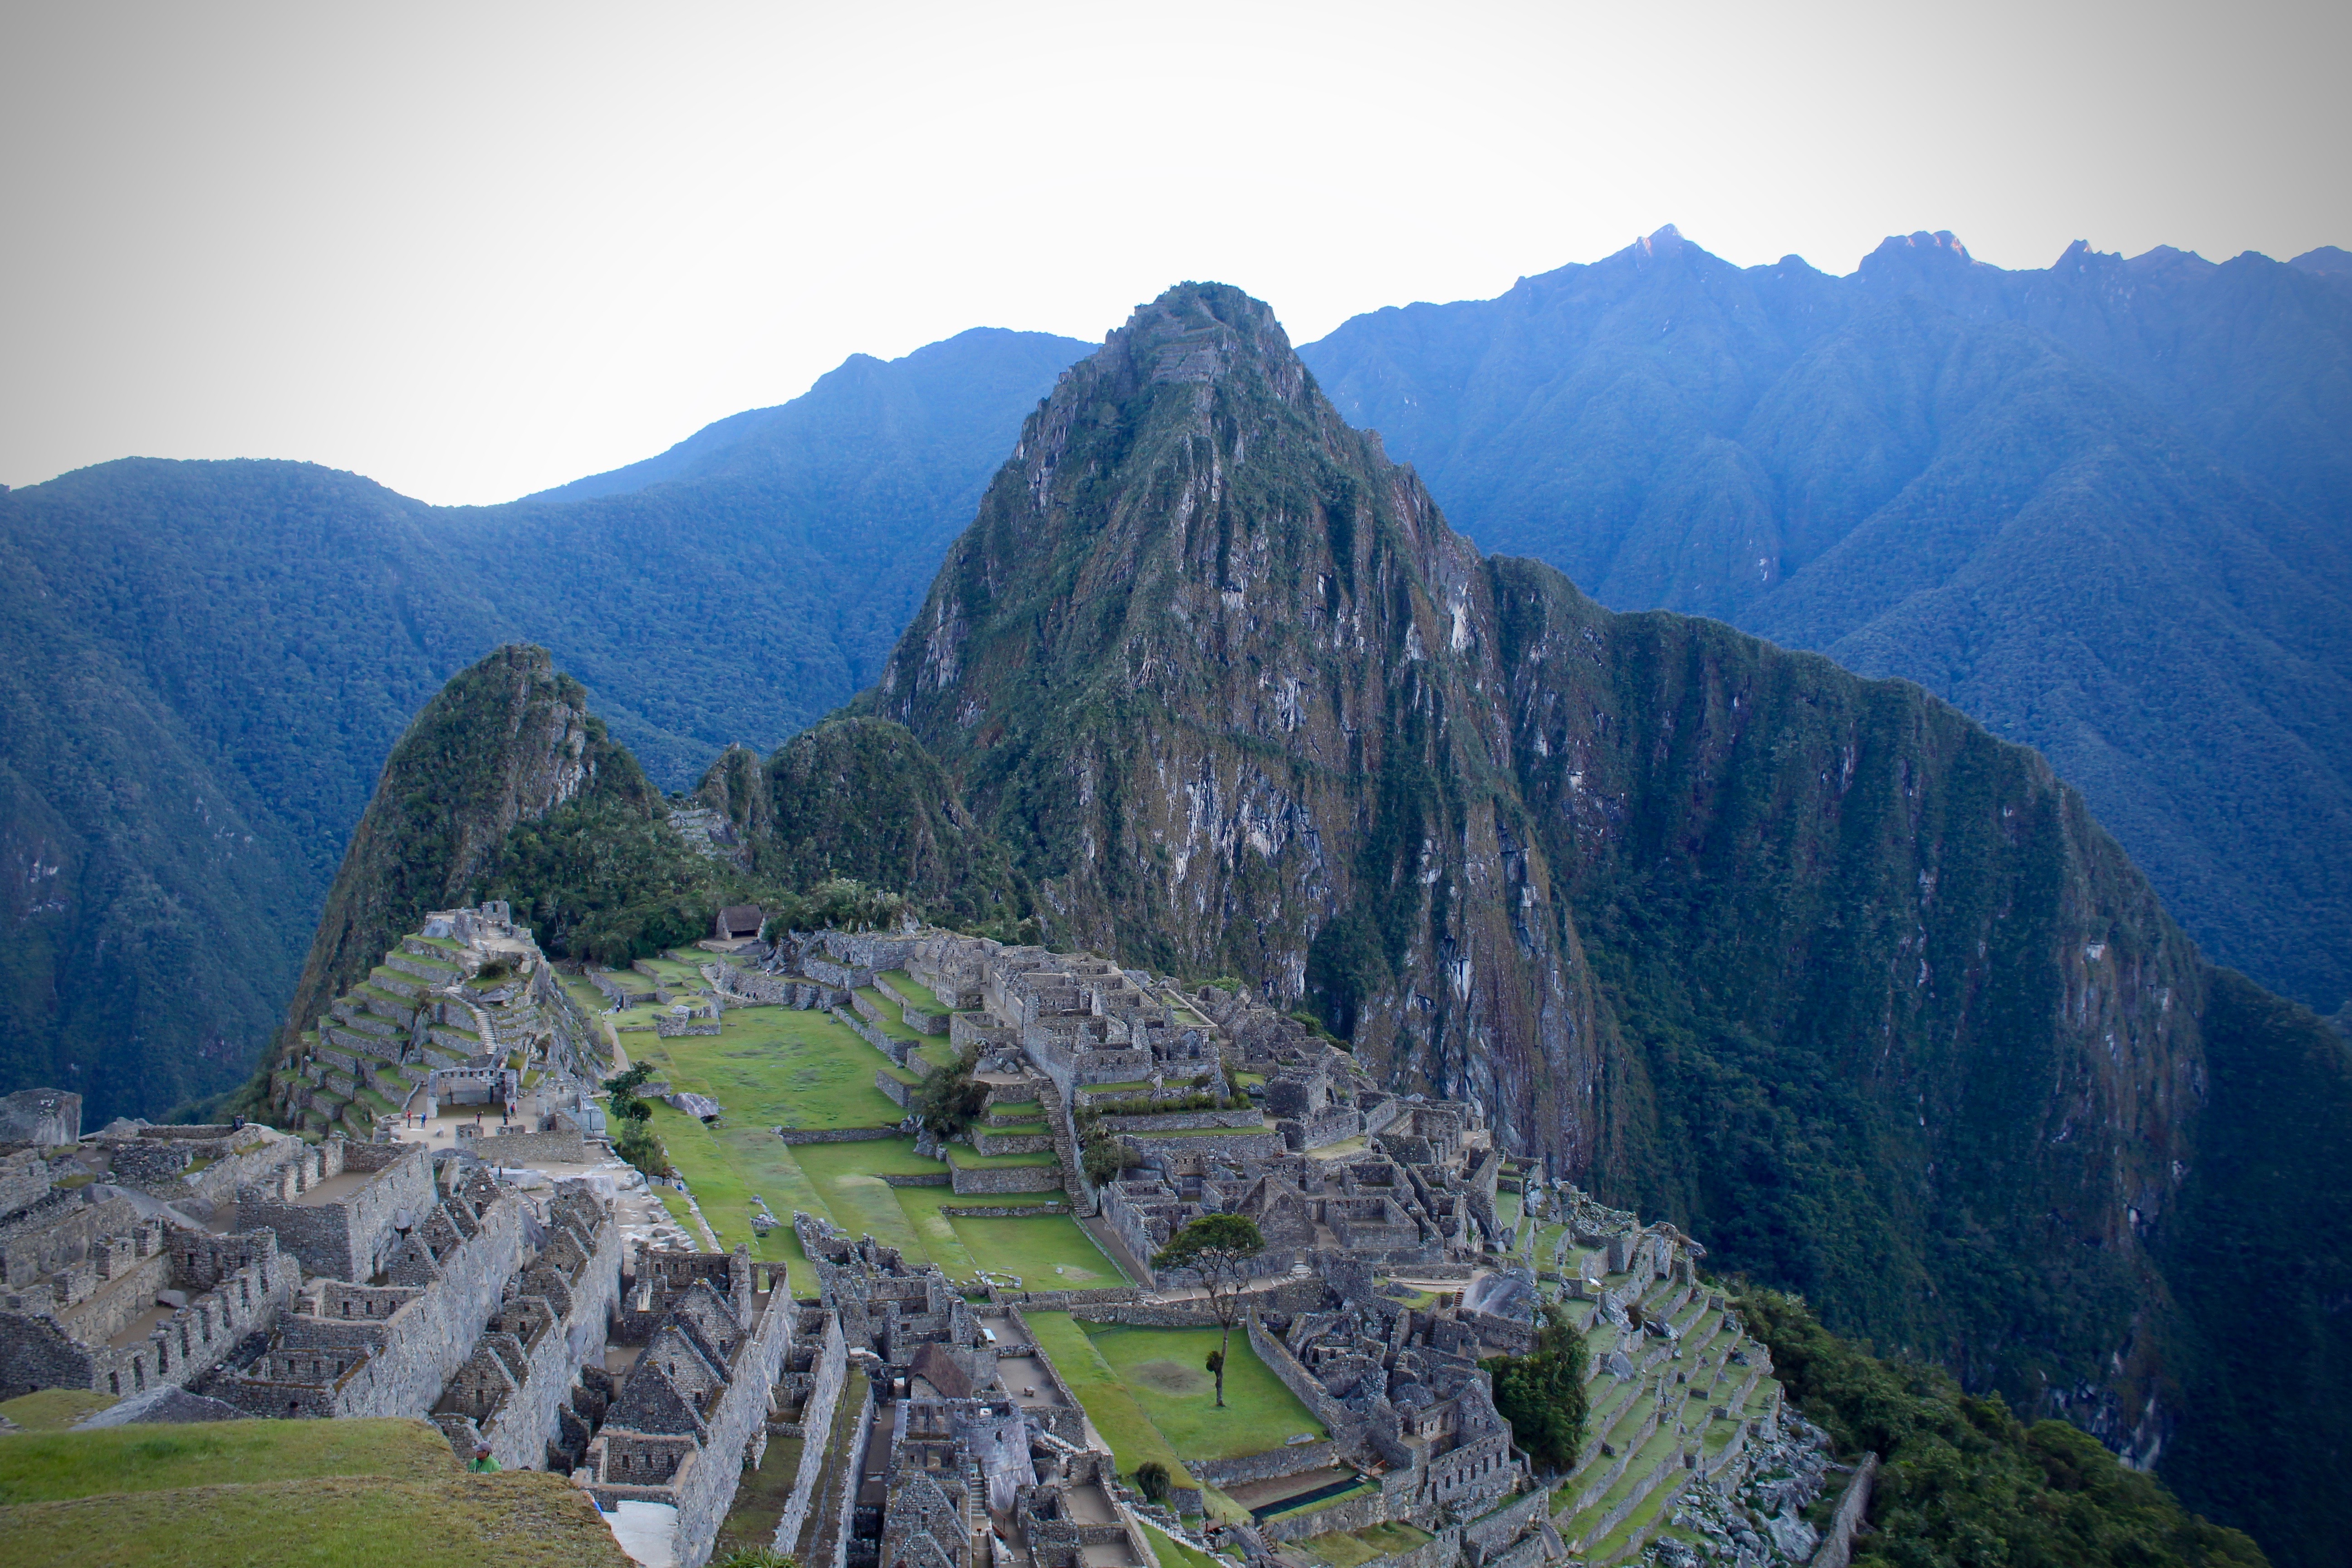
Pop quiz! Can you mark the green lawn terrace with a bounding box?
[0,1415,631,1567]
[616,981,1110,1296]
[1538,1264,1794,1565]
[1019,1311,1327,1502]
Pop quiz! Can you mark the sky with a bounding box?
[2,0,2345,506]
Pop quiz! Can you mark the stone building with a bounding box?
[576,1243,795,1568]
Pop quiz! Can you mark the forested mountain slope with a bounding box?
[0,327,1087,1120]
[757,283,2342,1567]
[1298,229,2352,1014]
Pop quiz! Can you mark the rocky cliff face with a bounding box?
[847,284,2349,1563]
[270,643,652,1064]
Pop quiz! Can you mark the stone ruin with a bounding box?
[716,924,1835,1568]
[273,902,608,1145]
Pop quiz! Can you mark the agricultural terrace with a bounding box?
[611,955,1122,1297]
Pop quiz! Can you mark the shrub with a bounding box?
[1136,1461,1171,1503]
[1481,1301,1588,1474]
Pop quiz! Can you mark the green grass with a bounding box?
[1024,1313,1196,1489]
[1078,1321,1325,1462]
[1587,1466,1687,1562]
[0,1389,115,1432]
[0,1418,461,1502]
[914,1040,962,1071]
[881,969,949,1016]
[1143,1520,1226,1568]
[854,987,925,1042]
[788,1137,951,1262]
[715,1429,803,1560]
[1302,1522,1432,1567]
[637,1004,904,1130]
[0,1470,629,1567]
[940,1201,1124,1285]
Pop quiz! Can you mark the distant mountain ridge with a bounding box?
[0,327,1088,1120]
[1299,226,2352,1012]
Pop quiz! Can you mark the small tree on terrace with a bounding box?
[1480,1298,1588,1474]
[913,1046,988,1139]
[1152,1213,1265,1408]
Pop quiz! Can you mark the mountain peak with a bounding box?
[1639,222,1686,255]
[2292,244,2352,276]
[1103,281,1307,397]
[1862,228,1975,270]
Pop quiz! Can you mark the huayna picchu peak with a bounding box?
[810,280,2344,1565]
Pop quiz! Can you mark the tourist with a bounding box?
[468,1443,499,1473]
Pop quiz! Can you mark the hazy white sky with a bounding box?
[3,0,2344,505]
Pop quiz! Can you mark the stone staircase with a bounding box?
[1035,1077,1093,1215]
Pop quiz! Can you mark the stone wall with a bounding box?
[1095,1109,1263,1132]
[2,1227,294,1403]
[828,1372,878,1568]
[216,1194,528,1420]
[971,1127,1055,1156]
[1285,1107,1364,1151]
[880,1172,951,1188]
[1246,1309,1358,1437]
[670,1285,795,1568]
[774,1311,848,1555]
[951,1162,1064,1195]
[941,1204,1065,1218]
[1811,1454,1879,1568]
[720,965,847,1010]
[480,1193,625,1469]
[1189,1441,1338,1490]
[1258,1485,1388,1542]
[478,1128,589,1166]
[238,1142,431,1284]
[1071,1302,1227,1330]
[875,1070,912,1109]
[1115,1128,1283,1163]
[990,1285,1142,1313]
[0,1149,51,1220]
[1002,1305,1091,1449]
[834,1007,897,1057]
[776,1127,900,1146]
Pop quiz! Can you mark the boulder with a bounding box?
[75,1385,248,1427]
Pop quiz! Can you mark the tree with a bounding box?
[912,1046,989,1138]
[1152,1214,1265,1408]
[603,1063,668,1177]
[1481,1299,1588,1473]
